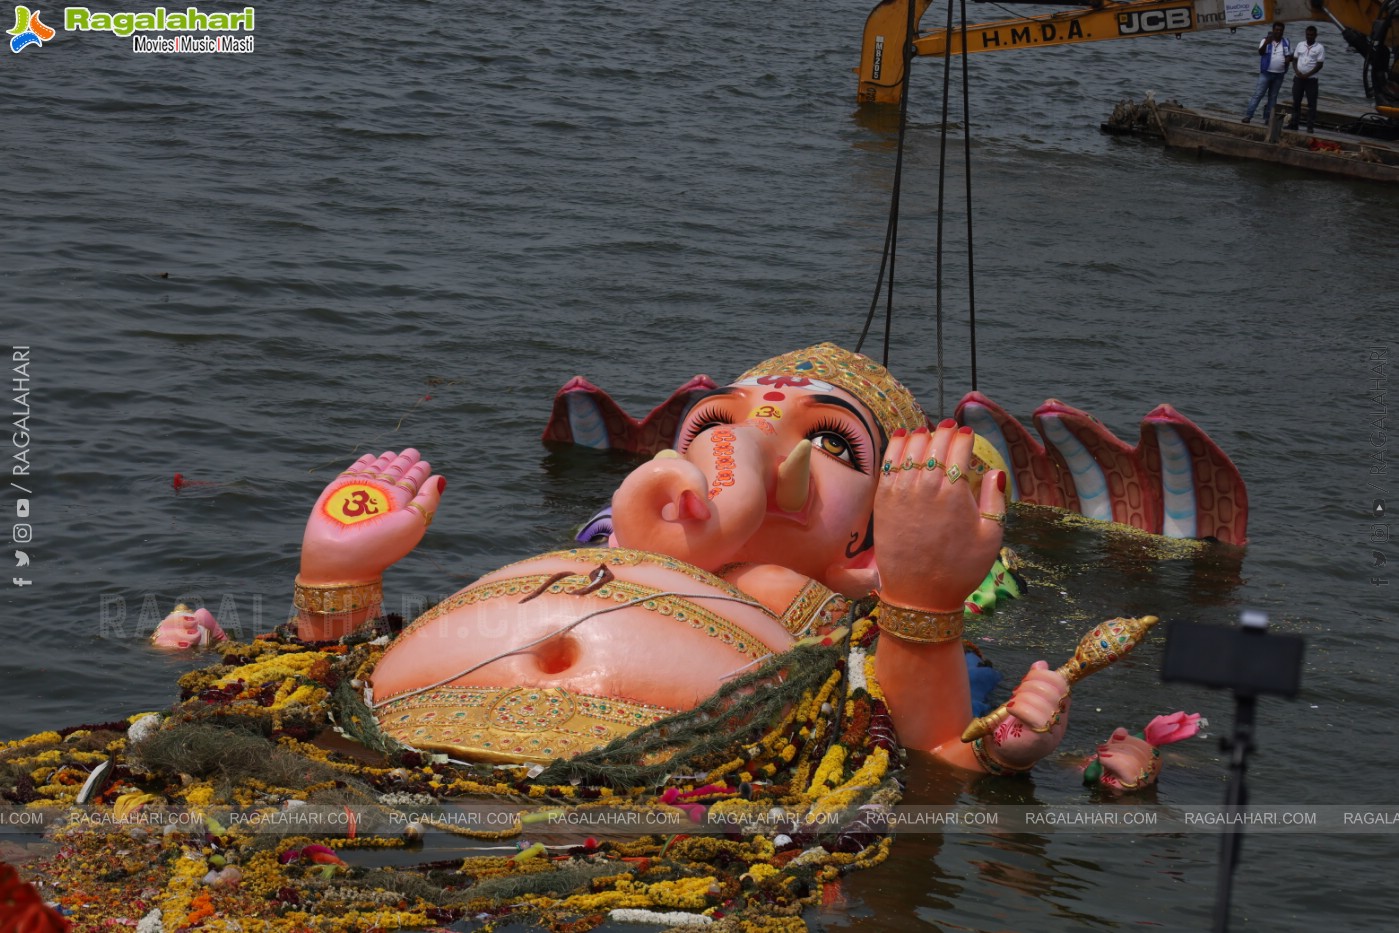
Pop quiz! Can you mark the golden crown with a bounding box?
[738,343,926,437]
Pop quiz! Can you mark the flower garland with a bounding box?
[4,610,906,932]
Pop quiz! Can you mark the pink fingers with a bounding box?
[395,460,432,492]
[381,450,420,478]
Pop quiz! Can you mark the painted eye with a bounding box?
[679,405,734,449]
[813,431,854,463]
[809,418,870,472]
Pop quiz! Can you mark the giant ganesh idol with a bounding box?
[293,344,1160,781]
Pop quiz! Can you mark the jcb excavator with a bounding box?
[858,0,1399,120]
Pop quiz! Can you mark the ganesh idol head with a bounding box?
[609,343,930,596]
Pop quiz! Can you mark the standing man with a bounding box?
[1287,26,1325,132]
[1243,23,1290,124]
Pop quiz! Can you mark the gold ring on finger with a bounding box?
[900,457,917,471]
[925,457,941,471]
[979,511,1006,523]
[945,464,965,483]
[406,502,433,527]
[881,459,894,475]
[395,480,417,491]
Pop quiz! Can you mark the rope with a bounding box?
[961,0,979,392]
[857,0,982,406]
[935,0,956,420]
[855,0,920,365]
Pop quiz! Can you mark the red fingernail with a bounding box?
[892,428,907,438]
[996,472,1007,493]
[938,419,956,429]
[913,425,929,435]
[958,425,973,435]
[437,476,447,493]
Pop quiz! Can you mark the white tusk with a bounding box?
[654,449,680,460]
[776,439,812,512]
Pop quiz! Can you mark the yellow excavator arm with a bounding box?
[858,0,1399,110]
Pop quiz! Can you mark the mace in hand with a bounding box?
[962,615,1160,743]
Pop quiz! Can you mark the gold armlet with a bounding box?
[293,577,383,616]
[875,598,964,644]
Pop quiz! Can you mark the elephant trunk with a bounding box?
[611,422,783,571]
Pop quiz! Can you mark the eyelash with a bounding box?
[678,407,869,473]
[679,405,734,448]
[811,418,870,473]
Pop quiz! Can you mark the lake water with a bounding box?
[2,1,1396,930]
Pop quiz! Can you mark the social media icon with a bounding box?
[14,550,28,567]
[1375,551,1389,567]
[12,578,31,587]
[1376,499,1387,519]
[12,524,32,543]
[15,499,29,518]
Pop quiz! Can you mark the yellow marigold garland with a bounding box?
[3,609,905,932]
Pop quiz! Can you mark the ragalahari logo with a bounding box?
[9,5,54,52]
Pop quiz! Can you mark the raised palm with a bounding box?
[299,449,444,583]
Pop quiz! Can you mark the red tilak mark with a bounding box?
[756,375,813,388]
[763,391,785,402]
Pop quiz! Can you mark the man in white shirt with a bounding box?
[1243,23,1291,124]
[1287,26,1325,132]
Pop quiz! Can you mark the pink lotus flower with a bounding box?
[1144,711,1202,746]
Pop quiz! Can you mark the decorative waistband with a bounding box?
[376,685,679,764]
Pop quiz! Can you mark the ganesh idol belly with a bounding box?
[369,375,887,762]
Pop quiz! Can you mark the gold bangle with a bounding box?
[875,598,964,644]
[1115,747,1162,789]
[971,736,1029,776]
[293,577,383,615]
